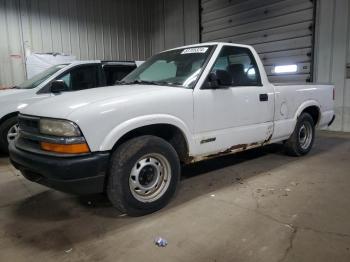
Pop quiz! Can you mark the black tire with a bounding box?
[284,112,315,156]
[107,135,180,216]
[0,116,18,154]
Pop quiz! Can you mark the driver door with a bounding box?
[193,46,274,156]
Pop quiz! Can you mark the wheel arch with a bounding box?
[100,115,193,163]
[295,101,321,126]
[0,112,18,124]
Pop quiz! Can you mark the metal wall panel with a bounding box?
[150,0,200,54]
[0,0,26,88]
[0,0,154,87]
[200,0,315,83]
[0,0,199,87]
[314,0,350,132]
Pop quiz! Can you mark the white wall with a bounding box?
[314,0,350,131]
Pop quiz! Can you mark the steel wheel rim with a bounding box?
[298,122,312,150]
[7,124,19,143]
[129,153,171,203]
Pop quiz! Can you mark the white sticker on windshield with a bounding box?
[181,47,208,54]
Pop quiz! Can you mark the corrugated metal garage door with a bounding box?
[200,0,316,83]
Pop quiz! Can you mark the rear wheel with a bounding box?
[284,112,315,156]
[0,116,18,154]
[107,135,180,216]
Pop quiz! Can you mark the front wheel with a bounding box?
[107,135,180,216]
[284,112,315,156]
[0,116,18,154]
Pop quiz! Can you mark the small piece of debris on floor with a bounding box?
[285,188,291,192]
[285,224,294,230]
[235,177,244,184]
[210,194,215,197]
[155,237,168,247]
[65,248,73,253]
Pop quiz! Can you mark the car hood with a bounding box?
[0,88,31,100]
[21,84,185,118]
[0,88,42,118]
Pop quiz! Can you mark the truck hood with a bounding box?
[21,84,185,118]
[21,84,194,152]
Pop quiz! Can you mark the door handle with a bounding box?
[259,93,268,101]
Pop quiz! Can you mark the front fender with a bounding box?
[99,114,194,153]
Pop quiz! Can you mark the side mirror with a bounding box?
[206,70,232,89]
[50,80,68,93]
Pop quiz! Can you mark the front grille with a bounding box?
[16,136,41,152]
[16,114,42,153]
[18,114,40,134]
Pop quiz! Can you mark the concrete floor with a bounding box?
[0,131,350,262]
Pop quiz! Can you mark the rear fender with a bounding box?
[294,100,320,122]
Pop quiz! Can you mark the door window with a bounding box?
[212,56,228,71]
[211,46,261,86]
[57,65,98,91]
[60,73,71,87]
[103,65,137,85]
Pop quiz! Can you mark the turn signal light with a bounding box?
[40,142,90,154]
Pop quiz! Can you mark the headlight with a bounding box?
[40,119,81,137]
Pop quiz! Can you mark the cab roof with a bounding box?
[164,42,253,52]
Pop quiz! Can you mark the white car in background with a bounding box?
[0,60,141,153]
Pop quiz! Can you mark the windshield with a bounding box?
[122,46,215,88]
[16,64,68,89]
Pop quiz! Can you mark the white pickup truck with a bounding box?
[9,43,335,216]
[0,60,141,153]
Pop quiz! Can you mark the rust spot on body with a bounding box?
[263,134,273,145]
[205,144,248,159]
[230,144,247,150]
[190,138,273,164]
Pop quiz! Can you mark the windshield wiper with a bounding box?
[115,80,160,85]
[116,80,183,87]
[125,80,164,85]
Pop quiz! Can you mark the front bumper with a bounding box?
[9,142,110,195]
